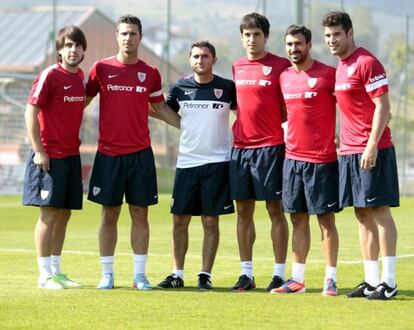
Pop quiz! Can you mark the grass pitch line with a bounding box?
[1,248,413,264]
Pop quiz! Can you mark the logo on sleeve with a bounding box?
[137,72,146,82]
[263,66,272,76]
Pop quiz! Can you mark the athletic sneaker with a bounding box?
[197,273,212,290]
[38,276,64,290]
[97,273,114,289]
[133,273,152,290]
[367,282,398,300]
[346,281,376,298]
[266,275,284,292]
[270,278,305,294]
[53,273,82,288]
[231,275,256,292]
[322,278,338,296]
[157,274,184,288]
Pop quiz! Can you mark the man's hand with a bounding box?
[33,151,50,172]
[360,144,377,171]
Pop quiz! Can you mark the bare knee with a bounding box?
[266,200,282,216]
[202,216,219,234]
[102,206,121,226]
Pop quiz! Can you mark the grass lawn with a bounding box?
[0,195,413,329]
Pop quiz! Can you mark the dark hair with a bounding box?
[284,24,312,43]
[322,11,353,33]
[117,15,142,36]
[189,40,216,58]
[240,12,270,38]
[55,25,87,63]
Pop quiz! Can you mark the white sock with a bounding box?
[364,260,380,287]
[133,254,147,276]
[100,256,114,276]
[273,263,286,280]
[37,256,52,280]
[291,262,305,283]
[381,256,396,288]
[241,261,253,279]
[324,266,337,282]
[51,255,61,275]
[198,271,211,278]
[174,269,184,279]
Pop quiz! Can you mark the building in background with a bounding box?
[0,6,182,194]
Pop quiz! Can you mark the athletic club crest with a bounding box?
[307,78,317,88]
[137,72,146,82]
[263,66,272,76]
[214,88,223,99]
[92,186,101,196]
[347,66,355,77]
[40,190,49,200]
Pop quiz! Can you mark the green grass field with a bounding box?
[0,195,413,329]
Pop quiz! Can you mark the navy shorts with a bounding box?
[230,145,285,200]
[171,162,234,216]
[339,146,399,208]
[283,159,341,214]
[22,151,83,209]
[88,148,158,207]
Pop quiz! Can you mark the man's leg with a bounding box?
[200,215,219,273]
[373,206,397,288]
[172,214,192,275]
[97,205,120,289]
[317,213,339,268]
[271,213,307,294]
[50,209,71,275]
[232,199,256,291]
[236,199,255,263]
[266,199,289,264]
[129,204,153,290]
[35,207,64,289]
[317,213,339,296]
[347,207,380,297]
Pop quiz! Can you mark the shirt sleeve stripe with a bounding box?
[33,64,58,98]
[149,89,163,97]
[365,78,388,93]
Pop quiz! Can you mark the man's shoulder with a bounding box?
[212,75,235,88]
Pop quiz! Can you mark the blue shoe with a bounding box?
[133,273,152,290]
[322,278,338,296]
[97,273,114,289]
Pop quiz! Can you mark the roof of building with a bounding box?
[0,6,96,72]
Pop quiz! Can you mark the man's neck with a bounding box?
[194,72,214,84]
[60,62,78,74]
[293,57,314,72]
[339,43,357,60]
[116,51,139,65]
[247,51,267,61]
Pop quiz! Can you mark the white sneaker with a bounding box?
[38,277,65,290]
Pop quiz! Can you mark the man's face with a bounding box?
[58,37,84,68]
[190,46,215,75]
[116,23,141,54]
[285,33,311,65]
[241,27,267,57]
[324,25,351,57]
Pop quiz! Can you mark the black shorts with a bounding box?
[22,151,83,209]
[339,146,399,208]
[88,148,158,207]
[229,145,285,200]
[283,159,341,214]
[171,162,234,216]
